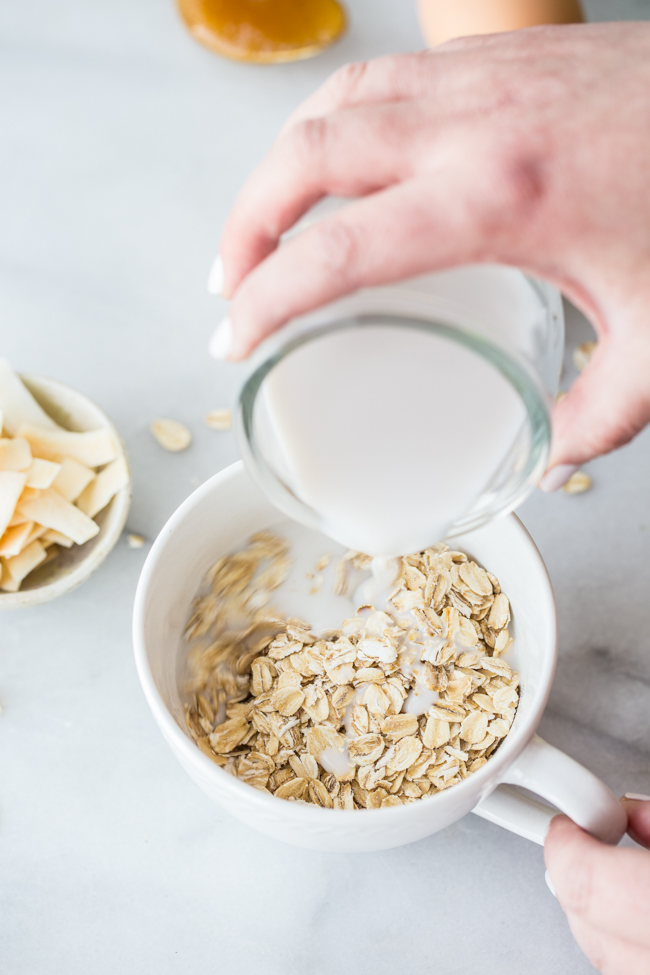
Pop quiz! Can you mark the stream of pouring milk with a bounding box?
[265,520,486,778]
[259,325,527,557]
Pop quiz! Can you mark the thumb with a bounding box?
[541,331,650,487]
[621,796,650,850]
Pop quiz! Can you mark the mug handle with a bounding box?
[472,735,627,846]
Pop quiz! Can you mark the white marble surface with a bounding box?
[2,1,650,972]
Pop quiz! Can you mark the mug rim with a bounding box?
[133,461,558,825]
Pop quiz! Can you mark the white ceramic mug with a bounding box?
[133,462,626,853]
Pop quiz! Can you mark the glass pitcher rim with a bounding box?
[235,309,552,544]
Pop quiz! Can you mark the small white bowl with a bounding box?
[0,374,131,610]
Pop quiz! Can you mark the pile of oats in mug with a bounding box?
[183,532,519,810]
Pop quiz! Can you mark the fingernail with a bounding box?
[539,464,579,493]
[544,870,557,898]
[624,793,650,801]
[209,316,233,360]
[207,255,225,295]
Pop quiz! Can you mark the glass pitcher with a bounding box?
[232,194,564,555]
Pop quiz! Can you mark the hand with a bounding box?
[214,23,650,478]
[545,798,650,973]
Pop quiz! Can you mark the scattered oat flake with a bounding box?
[204,409,232,431]
[309,575,324,594]
[126,533,145,549]
[573,342,596,372]
[334,557,348,596]
[150,419,192,452]
[562,471,592,495]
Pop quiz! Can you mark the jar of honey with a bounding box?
[178,0,347,63]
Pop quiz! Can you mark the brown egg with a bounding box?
[418,0,583,47]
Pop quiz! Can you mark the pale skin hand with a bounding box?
[218,29,650,965]
[216,22,650,475]
[545,799,650,975]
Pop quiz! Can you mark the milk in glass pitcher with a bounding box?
[234,205,563,557]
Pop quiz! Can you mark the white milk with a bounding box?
[261,519,505,777]
[260,325,527,557]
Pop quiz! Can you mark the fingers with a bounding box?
[219,48,471,297]
[545,815,650,949]
[222,150,525,358]
[280,51,438,132]
[223,185,429,358]
[282,26,554,133]
[282,24,592,136]
[217,41,552,308]
[546,329,650,470]
[219,100,432,299]
[566,915,650,975]
[621,798,650,850]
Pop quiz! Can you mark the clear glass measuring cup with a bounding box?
[235,263,564,554]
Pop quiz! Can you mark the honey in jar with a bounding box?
[177,0,347,63]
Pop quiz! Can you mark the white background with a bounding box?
[2,1,650,972]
